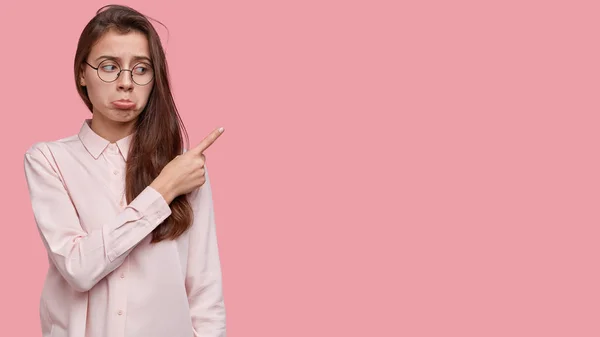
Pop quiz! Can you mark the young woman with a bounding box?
[23,5,226,337]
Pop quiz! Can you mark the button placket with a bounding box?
[102,144,129,337]
[105,145,126,209]
[114,257,129,336]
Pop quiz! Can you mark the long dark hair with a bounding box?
[73,4,193,243]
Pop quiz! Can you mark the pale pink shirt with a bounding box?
[23,119,226,337]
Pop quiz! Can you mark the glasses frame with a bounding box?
[84,60,154,86]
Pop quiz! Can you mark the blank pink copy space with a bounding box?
[1,0,599,336]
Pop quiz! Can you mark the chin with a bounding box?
[109,109,139,122]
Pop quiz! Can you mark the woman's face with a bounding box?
[80,29,154,124]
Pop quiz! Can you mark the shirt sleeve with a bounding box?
[185,164,227,337]
[23,144,172,292]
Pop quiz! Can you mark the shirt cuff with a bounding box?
[129,186,172,224]
[105,186,172,262]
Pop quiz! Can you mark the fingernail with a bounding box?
[219,127,224,133]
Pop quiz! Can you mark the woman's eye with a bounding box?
[102,64,117,72]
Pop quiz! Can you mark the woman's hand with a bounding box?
[150,127,224,203]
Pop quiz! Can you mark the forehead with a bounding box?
[89,29,150,61]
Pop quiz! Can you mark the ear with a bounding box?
[79,65,87,87]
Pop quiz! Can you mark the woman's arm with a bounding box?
[23,143,172,292]
[185,164,226,336]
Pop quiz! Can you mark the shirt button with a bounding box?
[118,310,123,316]
[113,170,119,175]
[120,273,125,279]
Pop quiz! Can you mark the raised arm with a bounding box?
[23,144,172,292]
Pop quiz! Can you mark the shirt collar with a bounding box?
[78,119,133,160]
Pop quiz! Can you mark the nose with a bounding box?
[117,69,134,91]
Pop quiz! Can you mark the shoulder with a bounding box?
[24,141,51,164]
[24,135,79,166]
[26,134,78,153]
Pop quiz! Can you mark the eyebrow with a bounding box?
[94,55,152,63]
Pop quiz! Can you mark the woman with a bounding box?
[23,5,226,337]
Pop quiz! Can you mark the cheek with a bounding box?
[86,83,109,105]
[139,86,154,104]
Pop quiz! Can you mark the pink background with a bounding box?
[1,0,599,335]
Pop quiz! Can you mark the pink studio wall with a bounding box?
[1,0,599,336]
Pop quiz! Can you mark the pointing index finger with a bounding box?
[192,127,224,154]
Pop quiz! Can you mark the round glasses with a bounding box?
[85,59,154,86]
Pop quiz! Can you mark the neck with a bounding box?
[89,113,136,143]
